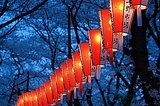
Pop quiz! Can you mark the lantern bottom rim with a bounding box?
[131,5,148,10]
[92,64,105,67]
[104,48,118,52]
[76,81,87,84]
[59,93,67,96]
[114,32,128,36]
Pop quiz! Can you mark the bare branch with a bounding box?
[0,0,8,17]
[0,0,49,30]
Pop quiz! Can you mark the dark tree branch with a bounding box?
[125,73,137,105]
[116,72,130,87]
[0,0,48,30]
[83,1,104,9]
[78,28,89,40]
[0,20,20,39]
[0,0,8,17]
[95,78,107,106]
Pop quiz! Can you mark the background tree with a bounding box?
[0,0,159,106]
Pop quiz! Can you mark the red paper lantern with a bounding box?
[88,29,108,78]
[44,81,54,105]
[72,52,87,94]
[66,59,76,88]
[130,0,149,26]
[78,43,91,77]
[22,93,28,106]
[109,0,134,50]
[27,92,33,106]
[78,43,96,89]
[61,63,70,90]
[18,95,24,106]
[55,69,64,95]
[55,69,66,104]
[50,75,59,106]
[61,63,71,100]
[98,9,119,65]
[36,88,43,106]
[40,86,48,106]
[66,59,80,99]
[31,90,38,106]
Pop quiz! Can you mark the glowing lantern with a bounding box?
[66,59,76,88]
[55,69,65,104]
[36,88,43,106]
[109,0,134,50]
[22,93,28,106]
[27,92,33,106]
[40,86,48,106]
[72,52,87,94]
[99,9,119,65]
[66,59,80,99]
[31,90,38,106]
[88,29,108,78]
[130,0,149,26]
[18,95,24,106]
[50,75,59,106]
[61,63,71,100]
[78,43,96,89]
[44,81,54,105]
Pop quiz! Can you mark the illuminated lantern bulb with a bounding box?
[88,52,91,56]
[119,3,124,10]
[109,19,112,25]
[96,34,101,42]
[61,77,63,81]
[130,0,149,26]
[79,62,82,66]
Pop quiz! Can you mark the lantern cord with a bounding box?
[74,87,77,99]
[80,82,83,94]
[137,5,142,26]
[119,34,123,51]
[68,90,71,100]
[60,95,63,104]
[96,65,101,79]
[87,76,92,89]
[56,99,59,106]
[109,50,113,65]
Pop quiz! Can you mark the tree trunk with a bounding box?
[27,71,29,92]
[68,7,71,59]
[131,10,156,105]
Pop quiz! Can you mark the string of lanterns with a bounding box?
[14,0,149,106]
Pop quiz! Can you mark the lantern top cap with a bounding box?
[130,0,149,10]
